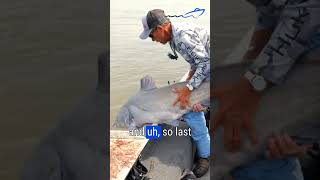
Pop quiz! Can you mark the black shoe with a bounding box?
[180,169,197,180]
[193,157,209,178]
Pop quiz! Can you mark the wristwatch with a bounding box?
[186,84,194,91]
[244,71,267,91]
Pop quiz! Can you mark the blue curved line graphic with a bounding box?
[183,8,205,19]
[166,8,205,19]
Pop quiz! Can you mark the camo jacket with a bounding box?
[169,23,210,89]
[250,0,320,84]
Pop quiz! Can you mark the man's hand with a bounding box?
[212,77,262,152]
[193,103,206,112]
[266,134,312,159]
[172,86,192,109]
[186,70,195,81]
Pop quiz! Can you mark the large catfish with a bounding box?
[113,75,210,129]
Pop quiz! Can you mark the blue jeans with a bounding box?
[183,112,210,158]
[232,157,304,180]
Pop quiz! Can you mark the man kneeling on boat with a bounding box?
[139,9,210,178]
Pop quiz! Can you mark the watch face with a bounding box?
[253,76,266,91]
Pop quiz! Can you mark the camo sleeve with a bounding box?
[249,1,318,84]
[175,31,210,89]
[255,0,282,31]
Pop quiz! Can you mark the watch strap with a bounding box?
[186,84,193,91]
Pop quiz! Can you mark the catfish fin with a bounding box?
[140,75,157,91]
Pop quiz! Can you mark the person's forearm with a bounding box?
[247,0,313,84]
[242,0,280,61]
[188,60,210,88]
[186,70,195,81]
[243,29,273,61]
[248,36,308,85]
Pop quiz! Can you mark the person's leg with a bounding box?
[183,111,210,178]
[183,111,210,158]
[231,157,304,180]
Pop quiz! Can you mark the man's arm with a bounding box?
[212,0,313,152]
[243,29,273,61]
[172,30,210,109]
[243,0,280,61]
[177,32,210,89]
[186,69,195,81]
[247,0,313,85]
[188,58,210,89]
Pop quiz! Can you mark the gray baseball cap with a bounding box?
[139,9,170,39]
